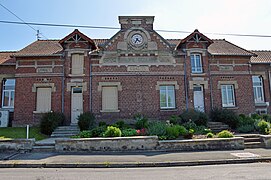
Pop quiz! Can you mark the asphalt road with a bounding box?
[0,163,271,180]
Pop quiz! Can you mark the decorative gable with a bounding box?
[59,29,98,51]
[176,29,213,50]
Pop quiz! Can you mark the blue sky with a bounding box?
[0,0,271,51]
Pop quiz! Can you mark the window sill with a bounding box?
[68,74,85,77]
[160,108,178,112]
[33,111,48,114]
[222,106,239,110]
[191,73,206,76]
[255,102,269,107]
[100,109,120,113]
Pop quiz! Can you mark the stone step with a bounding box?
[244,137,261,143]
[34,142,55,146]
[32,145,55,152]
[207,122,225,125]
[244,142,264,149]
[53,130,80,133]
[51,133,77,138]
[55,127,79,131]
[236,134,261,138]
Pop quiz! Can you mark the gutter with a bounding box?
[184,53,189,111]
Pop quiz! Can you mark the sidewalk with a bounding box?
[1,148,271,168]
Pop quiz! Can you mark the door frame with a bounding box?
[71,86,83,124]
[193,84,205,112]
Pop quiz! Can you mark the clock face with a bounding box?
[131,34,143,45]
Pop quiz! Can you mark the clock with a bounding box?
[131,34,144,45]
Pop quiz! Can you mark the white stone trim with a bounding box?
[189,80,208,90]
[67,82,87,91]
[98,82,122,91]
[156,81,179,90]
[218,81,239,89]
[32,83,56,92]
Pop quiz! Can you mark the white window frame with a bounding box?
[221,84,236,107]
[190,54,203,73]
[71,53,84,75]
[1,79,15,108]
[160,85,176,109]
[252,76,265,103]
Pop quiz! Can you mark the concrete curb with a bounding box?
[1,157,271,168]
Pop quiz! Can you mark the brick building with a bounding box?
[0,16,271,126]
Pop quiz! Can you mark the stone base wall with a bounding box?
[55,136,159,152]
[0,139,35,152]
[157,137,244,151]
[260,135,271,148]
[55,136,244,152]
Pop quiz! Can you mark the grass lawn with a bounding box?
[0,127,48,140]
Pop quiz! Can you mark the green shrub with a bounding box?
[180,109,208,126]
[217,130,234,138]
[90,126,107,137]
[261,114,271,123]
[251,113,262,120]
[183,121,197,130]
[178,126,188,136]
[79,130,92,138]
[115,120,125,129]
[257,120,270,134]
[206,132,214,138]
[209,108,238,129]
[238,115,255,127]
[169,115,181,125]
[122,128,137,137]
[134,114,149,129]
[40,112,65,135]
[77,112,95,131]
[98,121,107,127]
[237,124,255,133]
[166,125,181,139]
[147,121,167,137]
[104,126,122,137]
[183,129,194,139]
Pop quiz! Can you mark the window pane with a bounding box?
[10,91,15,107]
[160,85,175,108]
[160,92,166,108]
[3,91,9,107]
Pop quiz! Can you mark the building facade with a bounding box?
[1,16,271,126]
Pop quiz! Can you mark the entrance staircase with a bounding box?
[32,125,80,152]
[51,125,80,138]
[236,134,264,149]
[207,122,230,133]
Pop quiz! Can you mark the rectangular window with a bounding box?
[191,54,203,73]
[252,76,264,103]
[2,79,15,108]
[221,85,235,107]
[102,86,118,111]
[71,54,84,75]
[36,87,51,112]
[160,85,176,109]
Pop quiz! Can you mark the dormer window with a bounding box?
[191,54,203,73]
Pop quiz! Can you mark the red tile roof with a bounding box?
[251,51,271,63]
[0,51,16,65]
[208,39,255,56]
[10,38,258,58]
[14,40,63,57]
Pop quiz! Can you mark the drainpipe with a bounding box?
[268,64,271,109]
[89,57,92,113]
[209,54,214,110]
[61,53,65,113]
[184,53,189,111]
